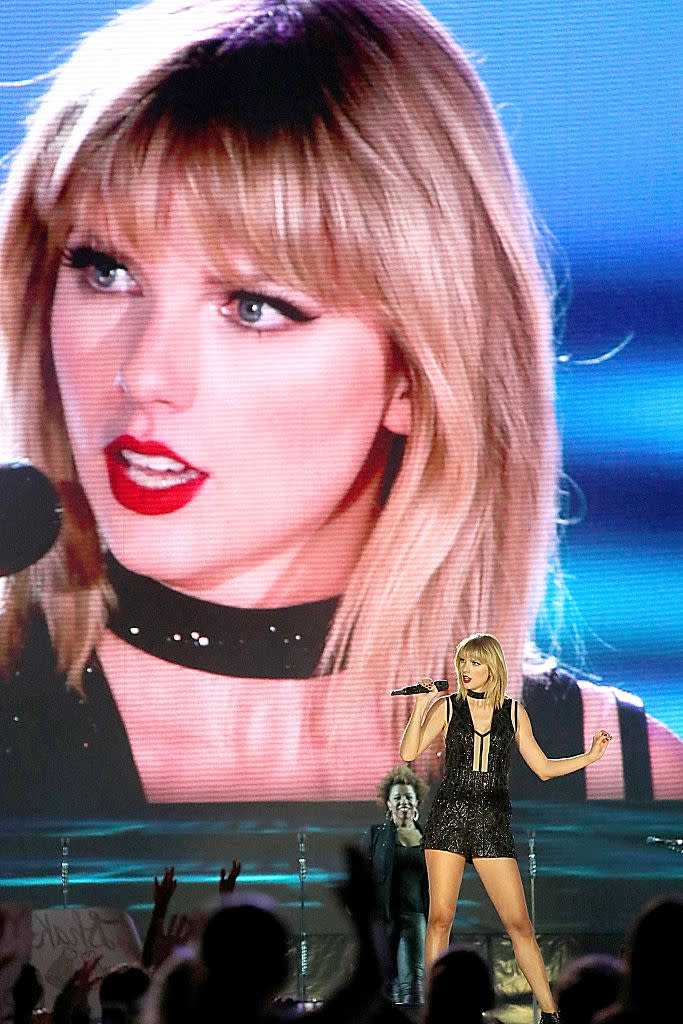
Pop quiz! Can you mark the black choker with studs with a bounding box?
[466,688,487,699]
[105,553,339,679]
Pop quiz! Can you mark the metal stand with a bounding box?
[60,836,70,909]
[297,831,308,1003]
[646,835,683,854]
[528,831,538,1024]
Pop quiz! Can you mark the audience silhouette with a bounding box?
[423,945,503,1024]
[7,867,681,1024]
[553,954,624,1024]
[594,898,683,1024]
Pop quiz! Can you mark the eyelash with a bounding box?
[62,245,133,290]
[62,247,318,328]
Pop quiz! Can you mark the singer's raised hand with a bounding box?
[414,678,437,702]
[399,679,450,761]
[588,729,612,763]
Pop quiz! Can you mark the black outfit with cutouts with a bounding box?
[422,695,519,861]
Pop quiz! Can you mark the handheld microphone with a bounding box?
[391,679,449,696]
[0,462,63,576]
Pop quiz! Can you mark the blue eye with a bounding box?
[222,290,318,331]
[63,246,136,292]
[237,296,266,324]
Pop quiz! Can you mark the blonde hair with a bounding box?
[454,633,508,709]
[0,0,558,695]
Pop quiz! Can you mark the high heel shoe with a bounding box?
[539,1013,561,1024]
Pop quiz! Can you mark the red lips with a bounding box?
[104,434,207,516]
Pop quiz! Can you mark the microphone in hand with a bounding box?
[391,679,448,696]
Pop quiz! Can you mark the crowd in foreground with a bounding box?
[3,849,681,1024]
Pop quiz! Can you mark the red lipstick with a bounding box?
[104,434,207,516]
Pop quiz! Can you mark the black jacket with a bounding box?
[362,820,429,922]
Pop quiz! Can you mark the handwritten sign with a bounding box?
[31,908,141,1013]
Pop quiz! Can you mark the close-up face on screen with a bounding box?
[0,0,681,1006]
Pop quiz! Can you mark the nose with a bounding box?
[117,296,197,410]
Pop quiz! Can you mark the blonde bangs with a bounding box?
[48,103,394,321]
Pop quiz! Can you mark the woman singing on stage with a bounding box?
[400,632,612,1023]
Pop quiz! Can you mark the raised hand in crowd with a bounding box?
[218,860,241,896]
[305,845,392,1024]
[141,868,178,970]
[152,868,177,920]
[51,956,102,1024]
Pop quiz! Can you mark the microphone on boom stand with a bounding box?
[646,835,683,853]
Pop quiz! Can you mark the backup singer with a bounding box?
[400,633,612,1023]
[363,764,430,1003]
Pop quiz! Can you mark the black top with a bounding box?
[421,697,518,860]
[390,843,426,916]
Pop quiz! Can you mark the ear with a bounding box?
[382,371,412,436]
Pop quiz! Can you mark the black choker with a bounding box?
[466,688,487,699]
[106,553,338,679]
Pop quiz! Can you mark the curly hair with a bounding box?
[376,763,429,807]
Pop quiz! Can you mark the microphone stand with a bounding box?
[298,832,308,1003]
[646,835,683,854]
[528,831,538,1024]
[61,836,70,909]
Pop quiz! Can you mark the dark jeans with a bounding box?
[387,912,426,1004]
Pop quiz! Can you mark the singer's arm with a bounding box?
[399,692,449,762]
[516,705,612,780]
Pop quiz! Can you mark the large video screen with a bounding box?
[0,0,681,952]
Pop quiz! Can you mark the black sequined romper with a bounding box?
[423,695,520,861]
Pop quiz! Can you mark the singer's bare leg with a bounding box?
[424,849,466,968]
[473,857,556,1014]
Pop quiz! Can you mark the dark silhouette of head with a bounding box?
[156,957,205,1024]
[12,965,44,1024]
[99,965,151,1024]
[199,896,291,1016]
[425,945,495,1024]
[624,897,683,1012]
[555,954,624,1024]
